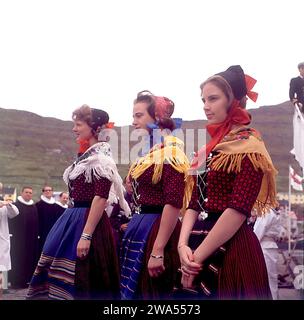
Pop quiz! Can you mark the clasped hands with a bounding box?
[178,244,202,289]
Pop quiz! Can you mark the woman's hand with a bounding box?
[77,238,91,259]
[178,244,202,275]
[178,244,202,288]
[148,253,165,278]
[120,223,129,232]
[181,272,197,289]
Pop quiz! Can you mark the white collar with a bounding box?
[55,201,68,208]
[40,195,56,204]
[17,196,34,206]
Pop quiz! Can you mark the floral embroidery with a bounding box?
[222,127,262,143]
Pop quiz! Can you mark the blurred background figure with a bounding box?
[54,191,69,218]
[253,208,284,300]
[108,177,134,256]
[35,185,60,256]
[289,62,304,113]
[0,200,19,295]
[55,192,69,209]
[0,182,4,201]
[9,187,39,289]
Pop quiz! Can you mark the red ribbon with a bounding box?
[105,122,115,129]
[245,74,258,102]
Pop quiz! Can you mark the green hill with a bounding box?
[0,108,76,200]
[0,101,301,200]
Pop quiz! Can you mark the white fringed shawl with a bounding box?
[63,142,131,217]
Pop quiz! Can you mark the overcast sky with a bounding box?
[0,0,303,126]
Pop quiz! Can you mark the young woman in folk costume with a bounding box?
[178,66,278,299]
[120,91,193,300]
[27,105,130,300]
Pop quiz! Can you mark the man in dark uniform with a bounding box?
[35,185,59,255]
[9,187,39,288]
[289,62,304,112]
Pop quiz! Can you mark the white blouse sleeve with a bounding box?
[6,203,19,219]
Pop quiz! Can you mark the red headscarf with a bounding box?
[190,74,258,170]
[154,96,174,120]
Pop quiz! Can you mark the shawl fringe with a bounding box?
[63,142,131,217]
[129,136,193,211]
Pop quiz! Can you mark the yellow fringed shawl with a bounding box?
[209,126,278,216]
[128,136,194,212]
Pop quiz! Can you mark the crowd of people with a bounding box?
[0,62,303,300]
[0,185,69,291]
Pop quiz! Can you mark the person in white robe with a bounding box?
[0,201,19,293]
[254,208,283,300]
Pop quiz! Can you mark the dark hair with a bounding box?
[134,90,156,119]
[22,186,33,192]
[298,62,304,69]
[134,90,176,131]
[59,192,68,197]
[158,118,176,131]
[42,186,53,192]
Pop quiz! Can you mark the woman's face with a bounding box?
[72,119,93,142]
[132,102,155,130]
[201,82,229,124]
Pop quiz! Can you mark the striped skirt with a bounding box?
[176,220,272,300]
[26,207,120,300]
[218,223,272,299]
[120,213,181,300]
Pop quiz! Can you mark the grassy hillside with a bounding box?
[0,108,76,200]
[250,101,301,192]
[0,101,302,200]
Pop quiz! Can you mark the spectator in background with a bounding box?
[35,185,58,255]
[0,182,4,201]
[289,62,304,112]
[253,208,284,300]
[52,191,69,224]
[9,187,39,288]
[0,200,19,294]
[55,192,69,209]
[109,178,134,255]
